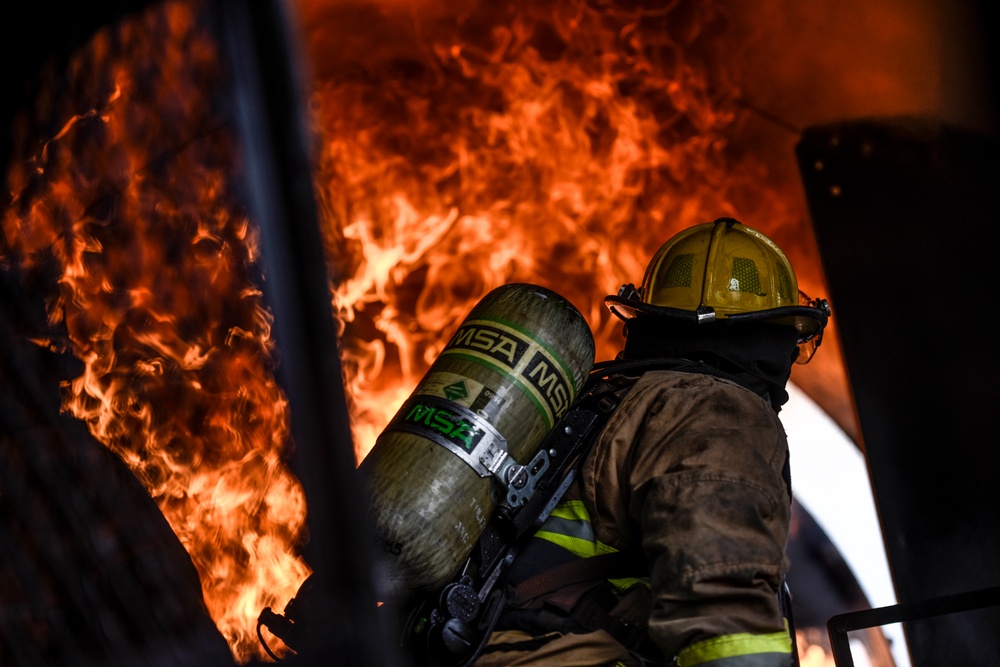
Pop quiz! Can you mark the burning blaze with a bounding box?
[1,0,872,663]
[301,0,838,459]
[306,1,869,664]
[2,1,308,661]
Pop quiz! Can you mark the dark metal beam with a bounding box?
[216,1,398,664]
[798,116,1000,667]
[828,586,1000,667]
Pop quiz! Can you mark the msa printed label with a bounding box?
[383,395,506,478]
[417,371,507,420]
[440,319,576,429]
[399,400,487,453]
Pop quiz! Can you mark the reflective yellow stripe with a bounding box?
[537,501,615,558]
[547,500,590,521]
[535,500,644,591]
[534,530,604,558]
[609,576,647,591]
[677,629,792,666]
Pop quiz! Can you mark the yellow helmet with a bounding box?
[605,218,830,363]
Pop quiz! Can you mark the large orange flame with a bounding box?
[300,0,846,459]
[2,1,308,661]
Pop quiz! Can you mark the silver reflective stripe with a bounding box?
[534,500,647,590]
[680,653,792,667]
[534,500,618,559]
[538,514,595,543]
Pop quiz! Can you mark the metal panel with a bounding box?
[216,1,399,663]
[797,117,1000,666]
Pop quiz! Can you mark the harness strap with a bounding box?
[502,577,663,662]
[507,550,645,607]
[567,584,646,646]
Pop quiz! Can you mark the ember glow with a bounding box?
[3,0,914,663]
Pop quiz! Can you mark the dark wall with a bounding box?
[798,116,1000,666]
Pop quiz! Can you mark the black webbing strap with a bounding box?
[504,549,663,662]
[566,587,664,662]
[507,550,645,607]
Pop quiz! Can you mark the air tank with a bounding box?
[359,283,595,597]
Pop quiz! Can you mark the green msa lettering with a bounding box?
[443,319,576,428]
[524,351,571,417]
[449,324,529,367]
[404,402,485,452]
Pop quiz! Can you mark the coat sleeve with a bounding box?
[589,371,794,665]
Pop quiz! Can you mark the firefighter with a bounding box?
[474,217,830,667]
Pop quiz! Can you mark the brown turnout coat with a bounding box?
[477,369,793,666]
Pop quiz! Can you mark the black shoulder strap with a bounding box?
[589,356,734,384]
[507,550,645,607]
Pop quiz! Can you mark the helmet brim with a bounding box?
[604,294,828,341]
[605,294,703,323]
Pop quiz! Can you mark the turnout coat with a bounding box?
[475,369,795,667]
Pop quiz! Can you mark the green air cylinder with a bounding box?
[359,283,595,597]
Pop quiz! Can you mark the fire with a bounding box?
[304,0,799,460]
[2,0,896,663]
[300,0,844,459]
[2,1,308,661]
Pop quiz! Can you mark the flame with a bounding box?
[309,1,750,458]
[299,0,848,459]
[3,1,307,661]
[796,627,893,667]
